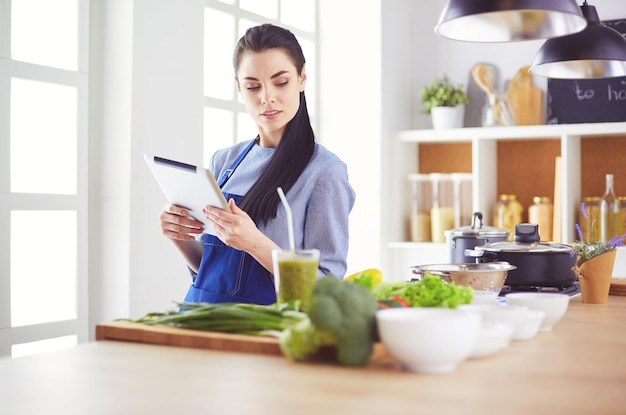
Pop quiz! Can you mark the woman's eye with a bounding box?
[276,81,289,87]
[246,85,260,91]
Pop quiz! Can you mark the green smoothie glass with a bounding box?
[272,249,320,308]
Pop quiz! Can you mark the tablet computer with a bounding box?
[144,153,230,236]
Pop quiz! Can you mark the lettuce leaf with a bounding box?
[370,273,473,308]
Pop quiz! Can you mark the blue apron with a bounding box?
[183,139,277,305]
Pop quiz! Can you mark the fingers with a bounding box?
[160,204,204,240]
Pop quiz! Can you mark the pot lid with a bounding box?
[445,212,509,237]
[474,240,573,254]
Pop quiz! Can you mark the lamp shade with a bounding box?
[435,0,587,42]
[530,3,626,78]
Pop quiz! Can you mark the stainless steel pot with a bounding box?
[465,223,577,288]
[445,212,509,263]
[410,262,517,293]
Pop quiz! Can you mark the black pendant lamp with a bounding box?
[530,2,626,79]
[435,0,587,42]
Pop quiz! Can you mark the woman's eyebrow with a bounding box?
[242,70,290,81]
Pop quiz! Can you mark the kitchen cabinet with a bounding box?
[387,121,626,281]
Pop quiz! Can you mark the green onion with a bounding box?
[134,302,307,335]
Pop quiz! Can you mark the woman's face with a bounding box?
[236,48,306,146]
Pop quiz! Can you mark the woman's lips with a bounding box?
[261,110,281,120]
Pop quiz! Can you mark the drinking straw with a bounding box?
[277,187,295,253]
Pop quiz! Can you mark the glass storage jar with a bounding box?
[430,173,454,243]
[408,173,432,242]
[451,172,473,229]
[493,194,523,241]
[528,196,553,242]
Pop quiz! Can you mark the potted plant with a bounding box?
[571,202,626,303]
[421,74,469,129]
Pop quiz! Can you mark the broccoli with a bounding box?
[279,276,379,367]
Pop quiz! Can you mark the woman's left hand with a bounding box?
[203,198,265,251]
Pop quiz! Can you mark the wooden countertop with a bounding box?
[1,296,626,415]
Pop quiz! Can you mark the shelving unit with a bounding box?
[386,121,626,281]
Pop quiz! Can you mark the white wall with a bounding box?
[318,0,382,276]
[90,0,204,330]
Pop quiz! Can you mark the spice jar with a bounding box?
[408,174,432,242]
[430,173,454,243]
[494,194,523,241]
[528,196,553,242]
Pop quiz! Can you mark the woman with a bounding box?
[159,24,356,305]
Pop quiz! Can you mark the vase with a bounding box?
[573,250,616,304]
[431,105,464,130]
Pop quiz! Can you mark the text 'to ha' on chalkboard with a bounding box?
[547,18,626,125]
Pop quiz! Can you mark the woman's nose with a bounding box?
[260,89,276,104]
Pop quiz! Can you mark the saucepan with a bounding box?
[445,212,509,263]
[464,223,577,288]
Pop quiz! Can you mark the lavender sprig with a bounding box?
[572,203,626,264]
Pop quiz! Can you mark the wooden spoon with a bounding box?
[471,64,514,126]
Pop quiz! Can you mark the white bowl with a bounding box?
[471,290,500,305]
[376,308,481,374]
[513,309,546,341]
[459,304,529,341]
[469,322,514,359]
[504,293,569,332]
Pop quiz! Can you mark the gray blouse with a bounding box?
[210,140,356,279]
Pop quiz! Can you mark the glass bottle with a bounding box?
[600,173,620,242]
[528,196,553,242]
[494,194,523,241]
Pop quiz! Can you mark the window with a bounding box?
[203,0,318,162]
[0,0,89,358]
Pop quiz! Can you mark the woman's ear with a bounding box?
[299,66,307,92]
[235,77,241,93]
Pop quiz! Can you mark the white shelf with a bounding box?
[389,122,626,274]
[397,121,626,143]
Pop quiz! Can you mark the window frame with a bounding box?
[0,0,90,357]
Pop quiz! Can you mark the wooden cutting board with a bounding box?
[506,66,543,126]
[96,320,392,365]
[96,320,282,355]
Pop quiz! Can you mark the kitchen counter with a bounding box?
[1,296,625,415]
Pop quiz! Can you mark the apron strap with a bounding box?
[218,138,258,188]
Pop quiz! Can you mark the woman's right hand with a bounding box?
[159,204,204,241]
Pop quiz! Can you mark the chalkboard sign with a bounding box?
[547,19,626,125]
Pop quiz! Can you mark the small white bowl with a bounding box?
[513,309,546,341]
[471,290,500,305]
[469,322,514,359]
[459,304,529,341]
[376,308,481,374]
[504,293,569,332]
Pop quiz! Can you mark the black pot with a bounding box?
[445,212,509,263]
[465,223,577,288]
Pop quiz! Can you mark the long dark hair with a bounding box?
[233,24,315,225]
